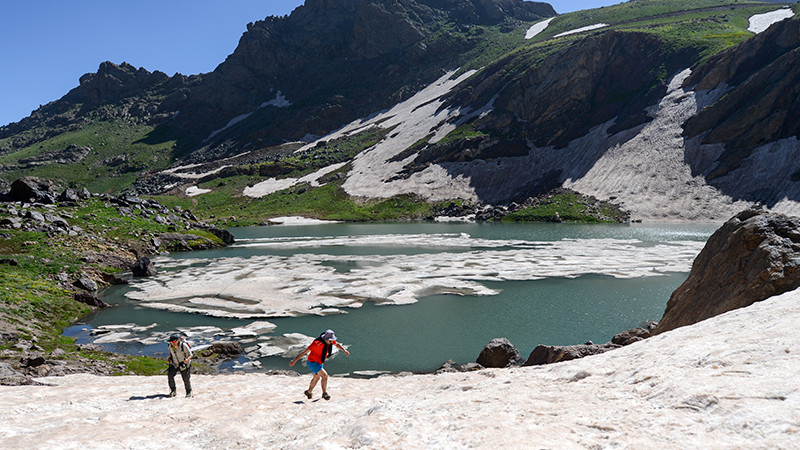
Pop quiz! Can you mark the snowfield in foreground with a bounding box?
[1,287,798,449]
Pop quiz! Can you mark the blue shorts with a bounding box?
[306,361,324,374]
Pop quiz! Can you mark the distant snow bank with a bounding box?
[265,216,341,225]
[525,17,554,39]
[554,23,608,38]
[748,8,794,34]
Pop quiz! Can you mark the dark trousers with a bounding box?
[168,365,191,393]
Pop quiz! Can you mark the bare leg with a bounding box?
[307,373,321,393]
[320,369,329,393]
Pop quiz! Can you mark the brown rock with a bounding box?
[131,257,157,277]
[476,337,521,368]
[683,18,800,177]
[206,342,244,357]
[522,342,620,366]
[654,210,800,334]
[9,177,58,203]
[73,291,110,308]
[611,321,657,346]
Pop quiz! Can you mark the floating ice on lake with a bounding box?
[231,321,278,337]
[124,234,705,319]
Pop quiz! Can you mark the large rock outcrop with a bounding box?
[8,177,58,204]
[683,17,800,180]
[654,210,800,334]
[444,30,701,151]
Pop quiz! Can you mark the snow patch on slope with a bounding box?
[748,8,794,34]
[564,69,752,221]
[554,23,608,37]
[205,90,292,142]
[243,162,347,198]
[525,18,554,39]
[185,186,212,197]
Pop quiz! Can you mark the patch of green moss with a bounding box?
[437,123,490,145]
[503,191,627,223]
[116,356,169,376]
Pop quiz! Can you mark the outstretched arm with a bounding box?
[289,347,311,367]
[335,342,350,356]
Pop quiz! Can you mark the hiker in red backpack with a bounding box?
[167,334,193,398]
[289,329,350,400]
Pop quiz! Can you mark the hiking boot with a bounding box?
[168,391,177,398]
[185,390,193,398]
[322,392,331,401]
[304,390,312,399]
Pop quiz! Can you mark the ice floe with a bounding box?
[231,321,278,337]
[85,324,225,349]
[124,233,705,319]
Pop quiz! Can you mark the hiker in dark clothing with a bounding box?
[289,329,350,400]
[167,334,193,398]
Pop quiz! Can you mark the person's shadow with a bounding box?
[127,394,171,401]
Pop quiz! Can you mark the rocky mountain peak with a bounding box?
[170,0,555,152]
[65,61,171,107]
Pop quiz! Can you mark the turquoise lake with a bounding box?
[64,221,718,375]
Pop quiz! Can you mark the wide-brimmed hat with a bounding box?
[320,329,337,341]
[167,334,182,342]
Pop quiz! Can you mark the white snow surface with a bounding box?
[554,23,609,37]
[3,288,799,448]
[525,17,554,39]
[748,8,794,34]
[162,163,229,180]
[243,162,347,198]
[185,186,212,197]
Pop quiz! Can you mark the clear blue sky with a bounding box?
[0,0,619,127]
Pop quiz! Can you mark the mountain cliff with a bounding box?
[0,0,798,223]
